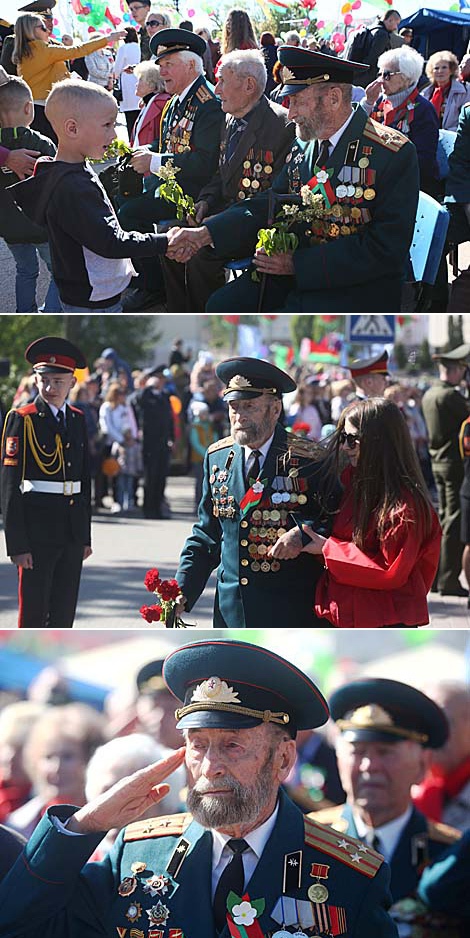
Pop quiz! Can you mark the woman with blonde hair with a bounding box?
[422,49,470,131]
[12,13,125,140]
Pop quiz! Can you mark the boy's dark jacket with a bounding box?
[9,157,167,307]
[0,125,55,244]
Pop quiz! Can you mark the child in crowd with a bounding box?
[111,427,142,512]
[0,76,62,312]
[189,401,218,513]
[8,80,173,313]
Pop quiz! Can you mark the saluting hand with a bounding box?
[67,747,186,834]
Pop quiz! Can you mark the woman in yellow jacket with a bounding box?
[12,13,125,141]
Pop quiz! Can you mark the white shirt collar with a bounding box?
[321,108,355,155]
[353,804,413,862]
[243,431,275,469]
[211,801,279,869]
[178,77,199,104]
[48,403,67,419]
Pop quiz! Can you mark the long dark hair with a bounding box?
[221,9,257,55]
[327,398,434,549]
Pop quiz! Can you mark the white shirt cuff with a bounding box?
[150,153,163,174]
[51,814,83,836]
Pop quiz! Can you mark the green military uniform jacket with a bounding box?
[445,104,470,204]
[421,381,469,468]
[205,104,419,315]
[312,803,464,937]
[0,790,398,938]
[175,423,340,628]
[418,828,470,922]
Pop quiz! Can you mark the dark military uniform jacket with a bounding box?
[0,790,398,938]
[422,381,469,469]
[312,803,464,936]
[0,395,91,556]
[418,828,470,921]
[148,75,224,201]
[176,423,340,628]
[197,95,295,215]
[446,104,470,204]
[206,104,419,315]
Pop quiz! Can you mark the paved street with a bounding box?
[0,474,467,629]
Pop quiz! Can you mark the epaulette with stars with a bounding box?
[304,816,384,878]
[123,813,193,842]
[207,435,234,455]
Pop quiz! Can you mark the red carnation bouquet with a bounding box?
[140,568,191,628]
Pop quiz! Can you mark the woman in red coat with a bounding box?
[130,61,171,148]
[305,398,441,627]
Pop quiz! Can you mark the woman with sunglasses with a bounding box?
[302,398,441,628]
[362,45,440,196]
[12,13,125,141]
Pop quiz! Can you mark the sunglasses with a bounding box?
[339,430,361,448]
[378,70,400,80]
[147,19,163,26]
[38,23,48,31]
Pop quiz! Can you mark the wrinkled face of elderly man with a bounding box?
[215,65,261,116]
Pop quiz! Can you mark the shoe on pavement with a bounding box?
[439,585,468,597]
[122,289,165,311]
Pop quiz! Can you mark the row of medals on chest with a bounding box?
[271,881,330,938]
[238,153,273,200]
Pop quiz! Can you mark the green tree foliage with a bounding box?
[394,341,408,370]
[417,338,433,372]
[0,315,162,408]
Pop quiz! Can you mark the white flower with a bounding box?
[252,481,264,493]
[282,204,300,217]
[300,184,311,202]
[315,170,329,183]
[232,902,258,926]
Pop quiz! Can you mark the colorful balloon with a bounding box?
[344,13,353,25]
[341,2,351,12]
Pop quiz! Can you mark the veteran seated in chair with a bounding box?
[0,640,399,938]
[161,48,295,316]
[168,46,420,317]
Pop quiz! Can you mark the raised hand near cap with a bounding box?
[67,747,186,834]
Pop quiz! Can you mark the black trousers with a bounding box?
[18,541,84,628]
[143,447,170,518]
[161,246,228,316]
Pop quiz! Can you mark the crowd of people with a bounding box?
[0,6,469,313]
[0,640,469,934]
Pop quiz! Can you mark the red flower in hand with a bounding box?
[159,578,181,602]
[140,604,163,623]
[144,568,161,593]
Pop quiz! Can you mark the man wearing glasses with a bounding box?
[127,0,152,61]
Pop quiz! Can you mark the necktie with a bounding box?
[316,138,331,168]
[56,410,65,432]
[247,449,261,485]
[213,839,249,933]
[226,118,246,162]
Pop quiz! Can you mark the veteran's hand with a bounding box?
[267,527,303,560]
[130,148,152,175]
[175,595,186,618]
[5,148,40,179]
[166,227,197,262]
[67,747,186,834]
[253,248,295,276]
[301,528,327,555]
[192,200,209,224]
[83,546,93,561]
[11,552,33,569]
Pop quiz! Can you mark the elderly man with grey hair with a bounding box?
[161,47,295,315]
[361,43,440,193]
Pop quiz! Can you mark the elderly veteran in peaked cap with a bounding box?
[422,343,470,598]
[121,26,223,312]
[349,350,389,398]
[170,45,419,317]
[0,639,398,938]
[312,678,463,926]
[0,335,92,629]
[174,357,341,628]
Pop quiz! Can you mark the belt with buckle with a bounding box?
[20,480,81,495]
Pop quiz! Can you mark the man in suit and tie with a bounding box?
[0,639,398,938]
[174,357,340,628]
[312,678,464,934]
[118,27,223,310]
[161,48,295,315]
[168,46,419,316]
[0,336,92,628]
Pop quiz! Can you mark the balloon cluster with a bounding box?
[72,0,123,33]
[341,1,362,29]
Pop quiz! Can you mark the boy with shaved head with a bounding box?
[8,79,180,312]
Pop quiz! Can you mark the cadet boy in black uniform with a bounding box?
[0,336,91,628]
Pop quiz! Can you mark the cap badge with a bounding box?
[229,375,252,390]
[49,356,56,363]
[191,676,241,705]
[348,704,393,727]
[282,67,295,83]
